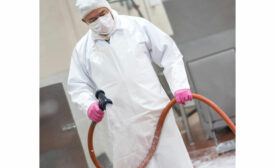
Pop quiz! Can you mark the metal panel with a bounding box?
[163,0,235,44]
[182,29,235,62]
[188,49,235,127]
[40,83,89,168]
[162,0,235,137]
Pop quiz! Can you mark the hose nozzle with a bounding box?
[95,90,113,111]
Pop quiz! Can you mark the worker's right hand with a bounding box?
[87,102,104,122]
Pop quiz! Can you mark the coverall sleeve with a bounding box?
[67,48,97,115]
[143,19,190,94]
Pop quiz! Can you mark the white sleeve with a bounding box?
[143,19,190,94]
[67,48,97,114]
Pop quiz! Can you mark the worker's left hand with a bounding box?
[174,89,193,105]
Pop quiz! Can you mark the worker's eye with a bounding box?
[89,18,97,23]
[99,11,106,17]
[100,10,109,17]
[88,10,108,24]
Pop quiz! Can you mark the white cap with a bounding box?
[76,0,112,18]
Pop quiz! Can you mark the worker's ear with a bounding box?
[82,18,87,24]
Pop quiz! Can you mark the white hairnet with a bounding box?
[76,0,112,18]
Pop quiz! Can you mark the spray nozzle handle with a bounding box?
[95,90,113,111]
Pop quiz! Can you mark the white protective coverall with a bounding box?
[68,9,193,168]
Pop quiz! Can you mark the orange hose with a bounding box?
[88,93,236,168]
[192,93,235,134]
[88,123,103,168]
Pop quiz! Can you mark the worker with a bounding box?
[68,0,193,167]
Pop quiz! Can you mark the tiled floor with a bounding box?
[176,107,235,168]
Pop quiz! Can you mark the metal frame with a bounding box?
[107,0,144,17]
[184,47,235,140]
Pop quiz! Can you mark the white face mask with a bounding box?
[89,13,115,35]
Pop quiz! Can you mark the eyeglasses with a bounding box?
[87,9,109,24]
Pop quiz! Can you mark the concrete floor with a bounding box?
[175,108,235,168]
[191,147,235,168]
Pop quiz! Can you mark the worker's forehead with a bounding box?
[85,7,109,19]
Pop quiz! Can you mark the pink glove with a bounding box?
[174,89,193,105]
[87,102,104,122]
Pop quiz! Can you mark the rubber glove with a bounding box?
[87,102,104,122]
[174,89,193,105]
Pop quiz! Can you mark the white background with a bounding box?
[0,0,274,167]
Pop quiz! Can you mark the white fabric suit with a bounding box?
[68,10,193,168]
